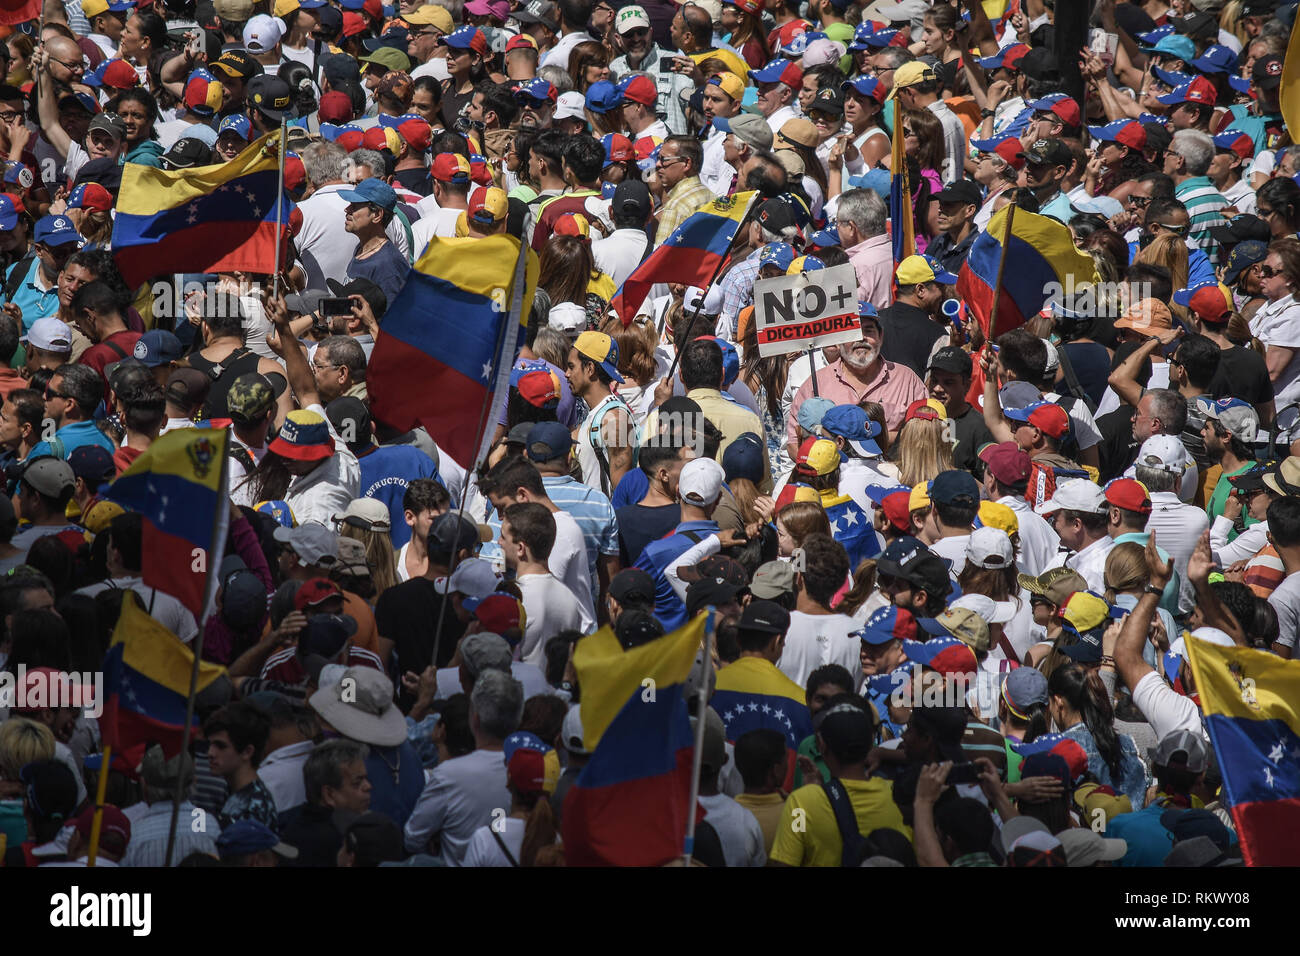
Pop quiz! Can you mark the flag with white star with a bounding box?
[712,656,813,750]
[823,492,881,569]
[1185,634,1300,866]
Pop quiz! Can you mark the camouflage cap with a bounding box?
[227,372,275,423]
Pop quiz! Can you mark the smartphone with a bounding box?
[319,296,353,317]
[947,762,982,785]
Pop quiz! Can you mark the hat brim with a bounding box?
[268,437,335,461]
[308,683,408,747]
[1112,318,1178,343]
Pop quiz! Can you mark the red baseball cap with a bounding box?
[619,74,657,107]
[978,441,1031,485]
[395,115,432,152]
[469,153,492,185]
[363,0,382,18]
[1030,93,1081,128]
[1006,401,1070,439]
[507,747,547,795]
[362,125,402,153]
[516,367,561,406]
[337,128,366,152]
[295,576,345,611]
[554,212,590,239]
[101,58,140,90]
[72,804,131,843]
[603,132,635,163]
[284,153,306,193]
[505,33,537,53]
[905,398,945,423]
[1178,281,1234,323]
[318,90,354,124]
[727,0,762,14]
[879,489,912,533]
[1103,477,1152,514]
[432,152,471,183]
[342,11,368,36]
[469,591,524,632]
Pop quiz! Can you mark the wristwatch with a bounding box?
[980,108,995,118]
[1143,585,1163,596]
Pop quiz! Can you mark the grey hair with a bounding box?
[301,141,348,187]
[1144,388,1188,434]
[470,668,524,741]
[1170,129,1215,177]
[304,738,370,805]
[320,335,367,381]
[1134,463,1178,494]
[531,325,570,369]
[874,46,913,70]
[538,64,572,93]
[836,188,887,238]
[347,148,387,178]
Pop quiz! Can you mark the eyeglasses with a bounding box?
[49,57,85,72]
[0,110,20,123]
[656,154,687,167]
[1151,221,1188,236]
[518,95,550,108]
[1258,264,1281,277]
[1127,195,1153,207]
[623,27,649,38]
[312,360,341,371]
[413,28,442,36]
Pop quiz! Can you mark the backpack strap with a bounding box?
[1054,345,1097,414]
[101,338,130,361]
[490,826,519,867]
[587,394,636,496]
[820,777,870,867]
[2,251,35,303]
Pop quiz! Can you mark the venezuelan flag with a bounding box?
[1186,636,1300,866]
[368,234,538,470]
[101,594,227,767]
[889,117,915,265]
[611,191,756,322]
[103,427,230,617]
[955,205,1098,339]
[822,491,880,569]
[562,612,710,867]
[713,656,813,749]
[112,132,293,288]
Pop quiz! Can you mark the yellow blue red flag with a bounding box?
[889,116,915,264]
[562,611,710,866]
[1186,635,1300,866]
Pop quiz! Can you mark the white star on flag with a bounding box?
[773,709,784,721]
[480,362,492,380]
[1270,742,1285,764]
[829,519,840,534]
[233,184,244,194]
[842,509,858,526]
[1265,767,1276,788]
[251,206,262,217]
[748,702,759,712]
[761,704,771,714]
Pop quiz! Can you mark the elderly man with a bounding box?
[836,188,892,312]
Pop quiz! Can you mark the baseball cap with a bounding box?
[1252,53,1284,91]
[795,436,840,477]
[970,131,1027,171]
[1004,400,1070,439]
[445,557,500,599]
[617,74,657,108]
[1034,477,1106,515]
[23,316,73,353]
[896,254,958,286]
[978,42,1030,71]
[749,560,795,601]
[1019,46,1060,81]
[1197,398,1258,445]
[609,567,655,605]
[919,606,990,654]
[886,61,938,98]
[1003,666,1049,715]
[465,185,508,226]
[1207,213,1269,246]
[979,441,1030,486]
[714,113,773,152]
[1027,93,1082,128]
[269,409,335,462]
[1143,32,1196,61]
[212,49,260,81]
[707,72,744,102]
[877,536,951,597]
[738,599,791,635]
[1018,567,1089,604]
[573,330,624,383]
[403,3,453,30]
[857,605,918,645]
[601,132,635,165]
[1087,119,1146,150]
[1149,729,1209,772]
[428,512,488,558]
[552,90,585,121]
[679,457,725,506]
[273,523,337,566]
[934,180,981,207]
[610,180,650,225]
[1223,240,1269,285]
[614,3,649,32]
[1173,280,1235,324]
[441,24,488,55]
[217,820,298,860]
[585,80,623,114]
[19,760,78,821]
[514,0,558,30]
[68,444,114,486]
[929,469,978,506]
[1103,477,1152,514]
[1135,434,1192,476]
[34,215,81,247]
[1157,76,1217,106]
[966,526,1014,571]
[21,457,75,497]
[751,58,803,90]
[820,404,881,457]
[525,421,572,462]
[431,152,471,184]
[1018,137,1072,167]
[904,635,978,676]
[226,372,276,424]
[339,177,398,212]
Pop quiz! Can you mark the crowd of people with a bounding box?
[0,0,1294,868]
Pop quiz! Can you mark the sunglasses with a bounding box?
[43,384,69,400]
[1259,265,1282,277]
[1151,221,1188,236]
[335,514,389,532]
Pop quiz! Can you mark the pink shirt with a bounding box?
[845,233,894,312]
[787,358,927,447]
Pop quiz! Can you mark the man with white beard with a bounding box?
[786,303,928,458]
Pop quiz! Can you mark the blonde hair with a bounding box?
[1134,234,1190,324]
[339,524,399,597]
[1103,541,1148,601]
[892,417,954,487]
[1220,0,1248,46]
[0,717,55,780]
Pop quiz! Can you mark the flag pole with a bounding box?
[429,238,529,671]
[273,120,287,301]
[681,611,714,865]
[987,200,1017,340]
[84,744,112,867]
[163,435,231,867]
[664,196,761,382]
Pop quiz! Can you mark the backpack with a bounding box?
[821,777,872,867]
[586,393,638,497]
[1026,460,1091,512]
[2,251,35,303]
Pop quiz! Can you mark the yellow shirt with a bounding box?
[588,269,616,304]
[770,777,911,867]
[735,792,787,856]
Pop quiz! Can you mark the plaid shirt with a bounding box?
[655,176,714,247]
[718,248,764,343]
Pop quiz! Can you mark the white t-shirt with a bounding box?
[592,228,649,288]
[462,817,525,866]
[76,576,199,643]
[777,610,861,691]
[698,792,766,867]
[1131,670,1203,742]
[929,533,972,575]
[516,572,589,665]
[1267,571,1300,651]
[998,495,1060,578]
[551,510,597,631]
[410,206,463,259]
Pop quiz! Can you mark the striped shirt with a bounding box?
[543,474,620,596]
[1175,176,1229,265]
[120,801,219,867]
[719,248,763,344]
[64,0,92,38]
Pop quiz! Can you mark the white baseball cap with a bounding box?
[615,4,650,33]
[684,284,724,316]
[554,91,587,121]
[801,38,846,69]
[562,705,590,755]
[1135,434,1192,475]
[243,13,285,53]
[951,592,1016,625]
[1034,477,1106,515]
[547,301,586,334]
[966,526,1014,571]
[22,316,73,353]
[679,457,725,506]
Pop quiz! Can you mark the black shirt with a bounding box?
[1096,405,1140,483]
[393,166,432,197]
[279,802,344,868]
[616,501,682,566]
[949,403,993,476]
[878,301,946,379]
[1058,341,1112,409]
[374,576,467,710]
[1209,345,1274,407]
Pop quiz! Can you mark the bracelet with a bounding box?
[980,108,995,118]
[1143,585,1163,596]
[1100,655,1115,667]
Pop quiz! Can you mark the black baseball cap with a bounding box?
[1019,47,1059,82]
[1170,10,1216,39]
[1018,137,1072,167]
[934,180,981,207]
[686,577,746,617]
[1208,214,1271,246]
[160,136,211,170]
[609,567,655,605]
[908,705,967,762]
[611,180,650,225]
[738,599,790,635]
[19,760,78,821]
[876,535,951,597]
[247,74,295,120]
[928,345,972,377]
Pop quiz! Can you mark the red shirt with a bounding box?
[0,367,26,401]
[81,330,143,399]
[114,445,142,476]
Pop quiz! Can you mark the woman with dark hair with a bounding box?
[440,27,492,130]
[740,315,791,478]
[1256,177,1300,239]
[463,747,561,866]
[567,41,609,94]
[1047,662,1146,807]
[119,10,168,90]
[720,0,767,68]
[1252,237,1300,408]
[537,234,612,321]
[110,87,163,166]
[903,110,943,248]
[917,2,962,67]
[600,313,660,422]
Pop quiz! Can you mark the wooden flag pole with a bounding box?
[987,201,1017,340]
[84,744,112,867]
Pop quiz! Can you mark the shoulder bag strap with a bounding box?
[490,826,519,867]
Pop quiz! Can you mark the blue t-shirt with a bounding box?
[357,443,442,547]
[634,519,719,630]
[611,468,649,509]
[1059,341,1111,409]
[4,258,60,332]
[29,419,116,460]
[348,240,410,312]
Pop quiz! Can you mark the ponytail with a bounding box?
[519,796,558,867]
[1048,663,1123,778]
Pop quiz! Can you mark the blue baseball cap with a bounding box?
[256,500,296,527]
[514,77,556,103]
[796,396,834,432]
[820,404,882,457]
[363,26,409,52]
[585,80,623,113]
[847,167,890,199]
[858,301,879,321]
[132,329,183,367]
[1137,23,1174,45]
[841,75,886,103]
[849,25,898,50]
[864,483,911,504]
[1189,43,1238,74]
[721,431,765,484]
[778,29,825,57]
[858,605,918,645]
[443,24,487,50]
[1228,74,1252,94]
[1143,33,1195,61]
[218,113,253,140]
[929,468,979,505]
[807,226,840,249]
[525,420,573,462]
[34,214,82,247]
[757,241,795,271]
[502,730,551,762]
[970,130,1022,153]
[338,177,397,211]
[978,42,1030,71]
[748,58,800,85]
[216,819,298,859]
[1151,65,1193,89]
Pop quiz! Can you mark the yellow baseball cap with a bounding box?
[977,500,1019,535]
[403,4,454,32]
[886,61,939,99]
[708,72,745,101]
[274,0,300,16]
[796,437,840,476]
[468,185,508,224]
[909,482,931,513]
